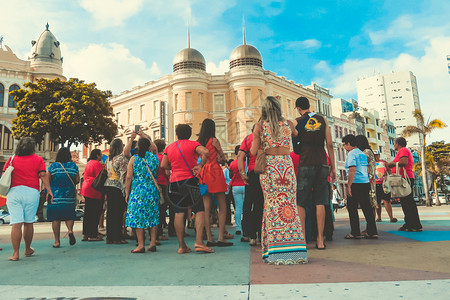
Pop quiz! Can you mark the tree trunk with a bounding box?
[422,141,431,206]
[434,179,441,206]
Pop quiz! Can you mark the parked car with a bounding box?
[0,209,10,224]
[432,193,448,204]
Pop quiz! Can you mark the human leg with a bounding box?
[52,221,61,247]
[357,183,378,236]
[241,184,253,240]
[203,194,215,242]
[297,166,315,243]
[346,188,361,237]
[315,205,325,248]
[9,223,23,260]
[216,192,227,241]
[174,212,187,250]
[232,186,245,232]
[383,200,395,220]
[134,228,145,250]
[248,171,264,240]
[312,165,330,248]
[23,223,35,255]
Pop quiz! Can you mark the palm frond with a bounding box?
[428,119,447,129]
[412,109,424,125]
[402,126,423,137]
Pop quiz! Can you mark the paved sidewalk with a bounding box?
[1,205,449,299]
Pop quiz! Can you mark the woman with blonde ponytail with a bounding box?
[250,96,308,265]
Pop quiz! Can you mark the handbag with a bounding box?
[254,149,267,174]
[91,167,108,192]
[0,155,15,196]
[384,162,411,198]
[143,158,165,205]
[176,141,209,196]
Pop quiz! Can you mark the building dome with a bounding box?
[173,48,206,72]
[30,23,62,67]
[229,44,262,69]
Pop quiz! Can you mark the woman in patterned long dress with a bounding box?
[356,135,377,209]
[125,137,160,253]
[47,147,80,248]
[251,96,308,265]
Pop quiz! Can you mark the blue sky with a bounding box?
[1,0,449,142]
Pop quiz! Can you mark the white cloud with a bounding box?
[286,39,321,50]
[206,59,230,75]
[315,36,450,143]
[79,0,143,27]
[63,43,160,94]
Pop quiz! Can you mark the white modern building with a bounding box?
[356,71,422,147]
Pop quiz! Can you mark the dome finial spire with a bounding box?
[187,20,190,48]
[45,22,49,31]
[242,16,246,45]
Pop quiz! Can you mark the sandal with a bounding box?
[88,237,103,242]
[24,248,35,257]
[177,247,192,254]
[375,218,382,222]
[224,231,234,239]
[390,218,398,223]
[69,233,76,246]
[194,244,214,253]
[362,233,379,239]
[344,234,362,239]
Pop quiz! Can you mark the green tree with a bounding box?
[402,110,447,206]
[11,78,118,147]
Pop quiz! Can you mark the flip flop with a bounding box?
[69,233,76,246]
[8,257,19,261]
[344,234,362,239]
[177,247,192,254]
[25,248,35,257]
[194,245,214,253]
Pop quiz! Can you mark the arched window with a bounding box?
[8,84,20,108]
[0,83,4,107]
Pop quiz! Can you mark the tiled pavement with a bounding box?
[1,205,449,299]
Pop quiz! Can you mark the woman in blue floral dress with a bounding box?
[47,147,79,248]
[125,137,160,253]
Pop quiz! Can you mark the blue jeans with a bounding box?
[232,185,245,232]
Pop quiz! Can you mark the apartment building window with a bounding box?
[140,104,145,121]
[127,108,132,124]
[153,101,159,117]
[379,146,383,153]
[214,94,225,112]
[245,89,251,106]
[335,126,339,138]
[174,94,179,111]
[377,133,381,140]
[367,132,370,138]
[199,93,204,110]
[339,127,343,138]
[235,122,240,142]
[376,119,379,126]
[344,128,348,136]
[216,124,226,145]
[153,130,160,140]
[185,92,192,110]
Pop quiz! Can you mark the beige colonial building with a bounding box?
[0,24,65,168]
[110,42,321,155]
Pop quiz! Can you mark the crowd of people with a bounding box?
[1,96,422,264]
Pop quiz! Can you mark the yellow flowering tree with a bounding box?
[11,78,118,147]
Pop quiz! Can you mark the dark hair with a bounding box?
[342,134,357,146]
[355,135,372,152]
[154,139,166,153]
[137,138,151,158]
[55,147,72,163]
[15,137,36,156]
[197,118,216,146]
[295,96,310,110]
[109,138,124,160]
[227,159,234,165]
[234,145,240,155]
[175,124,192,140]
[88,149,102,162]
[395,137,407,147]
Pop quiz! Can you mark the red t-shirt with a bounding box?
[3,154,46,191]
[229,160,245,186]
[156,153,168,186]
[165,140,201,183]
[239,134,256,172]
[80,160,103,199]
[290,151,299,176]
[392,147,414,179]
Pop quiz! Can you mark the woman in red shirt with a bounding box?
[387,137,422,231]
[2,137,52,261]
[228,146,245,235]
[80,149,104,241]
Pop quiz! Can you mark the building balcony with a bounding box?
[365,123,375,131]
[368,137,377,145]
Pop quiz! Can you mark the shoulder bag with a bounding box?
[176,141,209,196]
[143,157,165,205]
[383,162,411,198]
[0,155,15,196]
[91,163,108,192]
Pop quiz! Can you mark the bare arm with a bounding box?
[211,137,227,163]
[347,166,356,197]
[74,172,80,185]
[161,154,171,170]
[39,171,53,203]
[237,150,248,185]
[324,119,336,182]
[250,123,261,156]
[288,120,298,137]
[192,145,209,176]
[387,157,408,169]
[125,156,135,203]
[123,132,137,159]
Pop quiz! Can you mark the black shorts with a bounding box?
[376,183,391,204]
[169,178,205,214]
